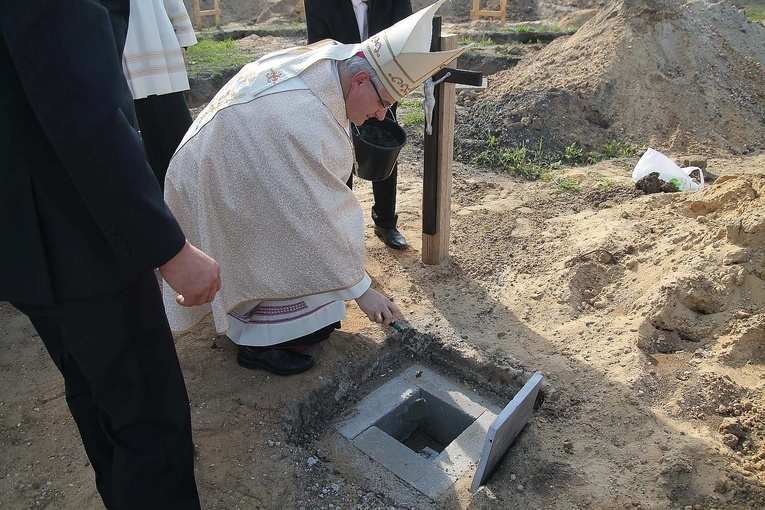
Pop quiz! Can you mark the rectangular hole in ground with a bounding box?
[373,388,477,457]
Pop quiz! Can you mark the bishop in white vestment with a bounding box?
[162,0,465,375]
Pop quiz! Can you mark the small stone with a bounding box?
[680,155,707,170]
[719,417,746,438]
[722,248,751,266]
[722,433,739,449]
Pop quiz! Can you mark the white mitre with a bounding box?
[361,0,467,101]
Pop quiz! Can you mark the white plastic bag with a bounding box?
[632,148,704,191]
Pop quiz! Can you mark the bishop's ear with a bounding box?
[353,71,371,87]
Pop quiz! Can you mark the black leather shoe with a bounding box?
[237,346,315,375]
[374,226,408,250]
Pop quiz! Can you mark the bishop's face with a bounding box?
[345,71,394,125]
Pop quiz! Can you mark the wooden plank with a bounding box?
[422,32,457,265]
[422,17,441,237]
[193,0,221,29]
[472,10,503,16]
[432,68,484,87]
[470,0,481,20]
[470,0,508,22]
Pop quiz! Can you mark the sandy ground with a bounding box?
[3,1,765,509]
[3,151,765,509]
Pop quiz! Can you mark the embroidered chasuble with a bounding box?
[163,58,366,334]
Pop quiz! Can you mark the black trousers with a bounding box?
[134,91,193,189]
[347,103,400,229]
[13,271,200,510]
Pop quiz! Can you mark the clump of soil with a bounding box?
[636,171,681,193]
[354,122,405,148]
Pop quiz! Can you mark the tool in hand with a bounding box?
[388,320,431,354]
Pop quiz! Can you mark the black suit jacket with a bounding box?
[0,0,186,306]
[305,0,413,44]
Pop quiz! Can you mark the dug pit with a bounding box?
[337,364,501,499]
[287,344,544,504]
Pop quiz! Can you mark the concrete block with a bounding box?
[337,377,417,440]
[337,364,507,499]
[355,426,455,500]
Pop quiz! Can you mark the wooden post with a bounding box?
[193,0,221,29]
[422,27,457,265]
[194,0,201,28]
[470,0,507,22]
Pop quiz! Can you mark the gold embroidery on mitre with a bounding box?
[372,36,382,58]
[388,74,412,95]
[266,69,283,83]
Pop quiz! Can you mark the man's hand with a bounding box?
[159,241,221,306]
[355,288,401,326]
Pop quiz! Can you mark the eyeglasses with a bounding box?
[369,80,392,112]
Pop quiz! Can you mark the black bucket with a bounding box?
[351,117,407,181]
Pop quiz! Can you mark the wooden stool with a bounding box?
[193,0,221,29]
[470,0,507,22]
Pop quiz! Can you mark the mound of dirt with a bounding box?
[457,0,765,157]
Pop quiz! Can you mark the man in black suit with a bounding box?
[0,1,221,508]
[305,0,413,250]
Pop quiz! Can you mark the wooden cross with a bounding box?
[422,17,483,265]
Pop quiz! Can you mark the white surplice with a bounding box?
[122,0,197,99]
